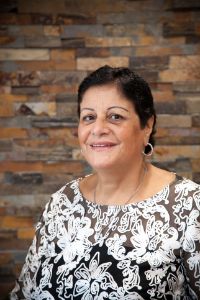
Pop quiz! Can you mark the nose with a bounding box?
[91,118,110,136]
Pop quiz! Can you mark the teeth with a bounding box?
[92,144,112,147]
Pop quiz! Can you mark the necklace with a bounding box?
[93,164,148,243]
[93,164,147,206]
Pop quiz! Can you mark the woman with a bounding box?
[11,66,200,299]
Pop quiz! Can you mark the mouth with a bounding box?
[89,143,117,151]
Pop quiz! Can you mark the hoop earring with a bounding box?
[142,142,153,156]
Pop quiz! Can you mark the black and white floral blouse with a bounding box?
[11,175,200,300]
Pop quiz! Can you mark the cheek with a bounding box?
[78,126,89,144]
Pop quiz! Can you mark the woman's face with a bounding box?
[78,84,152,171]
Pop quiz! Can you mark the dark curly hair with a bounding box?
[77,65,156,153]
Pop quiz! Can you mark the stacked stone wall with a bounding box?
[0,0,200,297]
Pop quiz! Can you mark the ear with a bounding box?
[143,116,154,145]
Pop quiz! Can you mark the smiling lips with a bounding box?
[90,142,117,151]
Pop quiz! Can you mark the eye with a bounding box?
[81,114,95,123]
[108,113,124,122]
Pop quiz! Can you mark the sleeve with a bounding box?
[9,198,52,300]
[182,185,200,299]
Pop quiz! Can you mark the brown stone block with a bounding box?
[0,128,27,139]
[18,14,32,25]
[0,13,17,25]
[0,49,50,61]
[0,253,12,266]
[18,0,66,14]
[0,161,83,174]
[130,56,169,71]
[24,36,61,48]
[0,237,30,250]
[163,37,186,45]
[192,114,200,127]
[51,49,75,61]
[163,21,195,37]
[41,85,74,94]
[155,101,187,114]
[44,25,60,36]
[173,82,200,93]
[61,38,85,48]
[31,13,53,25]
[192,159,200,172]
[56,14,96,25]
[152,83,174,102]
[1,216,34,229]
[105,24,145,37]
[77,57,129,71]
[0,100,13,117]
[44,128,79,147]
[156,128,169,138]
[154,145,200,162]
[0,94,27,102]
[157,115,191,128]
[0,161,43,173]
[85,37,132,47]
[135,46,182,57]
[17,228,35,239]
[0,36,16,46]
[15,60,53,71]
[15,59,75,71]
[76,47,110,57]
[57,102,77,118]
[137,36,157,46]
[43,161,84,173]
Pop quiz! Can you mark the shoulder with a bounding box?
[172,176,200,195]
[171,176,200,213]
[40,177,83,221]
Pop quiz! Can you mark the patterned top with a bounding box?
[11,175,200,300]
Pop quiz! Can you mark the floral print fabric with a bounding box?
[10,175,200,299]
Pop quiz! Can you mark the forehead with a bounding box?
[81,84,134,109]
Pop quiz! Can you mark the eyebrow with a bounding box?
[80,106,129,113]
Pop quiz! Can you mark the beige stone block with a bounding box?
[85,37,132,47]
[157,114,192,128]
[77,57,129,70]
[15,102,56,116]
[186,100,200,114]
[154,145,200,162]
[169,55,200,69]
[0,49,50,61]
[44,26,60,36]
[163,37,186,45]
[159,69,200,82]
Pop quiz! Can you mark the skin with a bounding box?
[78,84,174,205]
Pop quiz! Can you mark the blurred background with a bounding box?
[0,0,200,298]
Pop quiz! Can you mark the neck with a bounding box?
[93,159,148,205]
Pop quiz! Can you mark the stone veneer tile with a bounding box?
[77,56,129,70]
[0,49,50,61]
